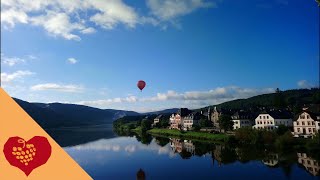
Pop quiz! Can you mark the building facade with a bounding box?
[293,111,320,138]
[253,111,292,130]
[232,111,253,130]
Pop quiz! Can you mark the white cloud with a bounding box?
[67,57,78,64]
[1,70,34,83]
[146,0,215,21]
[30,83,84,93]
[1,8,28,28]
[30,11,85,41]
[1,54,37,66]
[297,80,313,89]
[1,0,140,40]
[1,0,218,39]
[75,86,275,111]
[77,95,138,106]
[89,0,139,29]
[1,56,25,66]
[81,27,96,34]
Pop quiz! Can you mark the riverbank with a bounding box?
[147,128,231,142]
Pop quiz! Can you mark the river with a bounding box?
[46,125,319,180]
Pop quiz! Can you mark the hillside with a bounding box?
[198,88,320,113]
[14,98,140,129]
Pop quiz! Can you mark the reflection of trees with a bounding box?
[235,146,265,163]
[194,142,214,157]
[135,133,152,145]
[278,152,296,178]
[46,125,116,147]
[220,145,237,165]
[179,149,193,159]
[155,137,170,147]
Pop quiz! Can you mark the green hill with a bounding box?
[199,88,320,113]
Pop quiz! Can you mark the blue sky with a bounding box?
[1,0,319,112]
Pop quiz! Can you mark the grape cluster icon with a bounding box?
[11,139,36,166]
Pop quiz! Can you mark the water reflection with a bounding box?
[46,124,115,147]
[262,153,279,167]
[297,153,320,176]
[136,168,146,180]
[63,134,319,179]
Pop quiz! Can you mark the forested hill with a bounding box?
[199,88,320,113]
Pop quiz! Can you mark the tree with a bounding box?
[276,124,290,135]
[136,119,142,126]
[274,88,286,108]
[159,118,169,128]
[141,119,152,132]
[199,118,212,128]
[316,0,320,7]
[218,114,233,132]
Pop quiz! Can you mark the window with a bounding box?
[267,116,269,119]
[260,116,262,119]
[300,115,305,119]
[270,121,273,124]
[297,122,299,125]
[308,128,311,133]
[308,122,311,126]
[312,122,315,125]
[297,128,300,132]
[313,128,316,132]
[263,116,266,119]
[302,122,305,125]
[307,115,310,119]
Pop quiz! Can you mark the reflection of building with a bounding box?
[232,111,253,130]
[253,110,292,130]
[182,140,195,155]
[212,145,223,167]
[170,138,183,153]
[293,111,320,138]
[169,138,195,155]
[262,153,279,167]
[297,153,320,176]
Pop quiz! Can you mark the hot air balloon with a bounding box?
[137,80,146,91]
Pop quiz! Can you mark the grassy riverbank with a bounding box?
[148,128,231,142]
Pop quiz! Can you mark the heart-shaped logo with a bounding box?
[3,136,52,176]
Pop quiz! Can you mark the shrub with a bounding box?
[275,131,294,151]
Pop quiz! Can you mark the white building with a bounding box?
[152,115,164,127]
[293,111,320,138]
[182,112,202,131]
[253,110,292,130]
[232,111,253,130]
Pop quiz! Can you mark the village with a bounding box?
[152,106,320,138]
